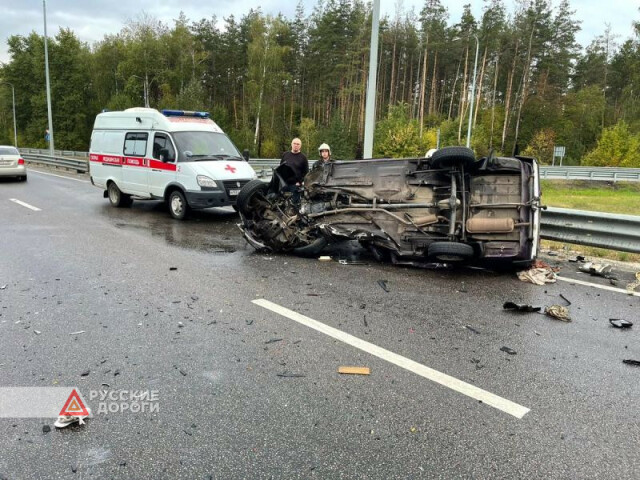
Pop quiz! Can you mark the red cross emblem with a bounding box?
[224,164,237,174]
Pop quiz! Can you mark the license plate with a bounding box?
[229,189,240,196]
[0,161,11,166]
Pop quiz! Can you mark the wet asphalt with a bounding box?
[0,168,639,479]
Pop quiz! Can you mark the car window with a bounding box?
[152,133,176,161]
[123,132,148,157]
[0,147,19,155]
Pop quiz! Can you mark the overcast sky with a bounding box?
[1,0,638,64]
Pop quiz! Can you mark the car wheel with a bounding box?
[232,205,239,213]
[292,237,328,257]
[428,242,475,262]
[169,190,188,220]
[236,179,269,215]
[430,146,476,170]
[107,182,130,208]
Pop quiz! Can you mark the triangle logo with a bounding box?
[59,389,90,417]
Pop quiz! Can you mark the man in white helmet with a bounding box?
[318,143,332,164]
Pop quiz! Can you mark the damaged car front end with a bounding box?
[236,147,541,268]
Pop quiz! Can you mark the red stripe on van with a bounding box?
[90,154,122,165]
[90,154,176,172]
[148,159,177,171]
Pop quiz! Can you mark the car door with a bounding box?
[122,132,150,196]
[148,132,177,198]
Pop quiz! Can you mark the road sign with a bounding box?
[554,146,565,158]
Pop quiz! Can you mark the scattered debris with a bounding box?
[318,256,332,261]
[338,366,371,375]
[627,272,640,292]
[544,305,572,322]
[338,259,368,265]
[568,255,585,263]
[559,294,572,306]
[42,425,51,434]
[277,372,305,378]
[80,369,90,377]
[169,267,178,271]
[69,331,86,336]
[464,325,481,334]
[265,338,283,344]
[54,415,85,428]
[579,262,613,278]
[246,319,253,326]
[306,293,323,296]
[503,302,542,313]
[517,265,557,285]
[377,280,390,292]
[622,359,640,367]
[34,330,41,335]
[0,285,6,290]
[609,319,633,329]
[177,322,184,328]
[178,369,187,377]
[500,346,517,355]
[363,315,368,328]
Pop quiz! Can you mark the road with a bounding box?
[1,168,639,479]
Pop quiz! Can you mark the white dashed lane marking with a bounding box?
[253,298,531,419]
[9,199,41,211]
[557,276,640,297]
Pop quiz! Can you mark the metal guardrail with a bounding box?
[21,153,88,173]
[540,166,640,182]
[541,207,640,253]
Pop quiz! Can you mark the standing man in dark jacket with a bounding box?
[280,138,309,186]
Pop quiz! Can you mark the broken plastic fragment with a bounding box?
[500,346,517,355]
[377,280,390,292]
[609,319,633,329]
[622,359,640,367]
[579,262,613,278]
[503,302,541,313]
[544,305,571,322]
[338,366,370,375]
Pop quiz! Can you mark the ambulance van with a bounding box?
[89,108,256,219]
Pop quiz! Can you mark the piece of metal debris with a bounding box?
[610,319,633,329]
[464,325,481,334]
[277,372,305,378]
[318,256,332,261]
[69,331,86,335]
[377,280,390,293]
[0,284,6,290]
[559,294,572,306]
[338,366,371,375]
[544,305,571,322]
[500,346,517,355]
[503,302,542,313]
[265,338,283,344]
[579,262,613,278]
[622,359,640,367]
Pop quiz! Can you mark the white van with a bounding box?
[89,108,256,219]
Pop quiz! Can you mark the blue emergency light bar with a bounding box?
[161,109,210,118]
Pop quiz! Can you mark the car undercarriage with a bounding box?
[236,147,541,268]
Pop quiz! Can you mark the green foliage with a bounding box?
[522,128,556,164]
[583,121,640,167]
[298,117,317,157]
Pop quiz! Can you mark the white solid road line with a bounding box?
[29,169,89,183]
[253,298,531,419]
[557,275,640,297]
[9,198,41,211]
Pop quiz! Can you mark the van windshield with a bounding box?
[173,131,242,163]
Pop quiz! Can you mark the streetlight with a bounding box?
[466,34,480,149]
[1,82,17,147]
[43,0,54,155]
[363,0,380,159]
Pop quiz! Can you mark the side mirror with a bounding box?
[242,149,250,162]
[159,148,174,162]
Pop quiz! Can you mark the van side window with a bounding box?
[123,132,148,157]
[152,133,175,161]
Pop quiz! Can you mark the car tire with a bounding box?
[292,237,328,257]
[430,146,476,170]
[428,242,475,262]
[107,182,131,208]
[236,179,269,215]
[168,190,189,220]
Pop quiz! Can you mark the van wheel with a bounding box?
[107,182,131,208]
[169,190,188,220]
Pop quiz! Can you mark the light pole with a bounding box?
[1,82,17,147]
[363,0,380,159]
[466,34,480,149]
[43,0,54,155]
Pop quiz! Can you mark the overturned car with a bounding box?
[236,147,541,268]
